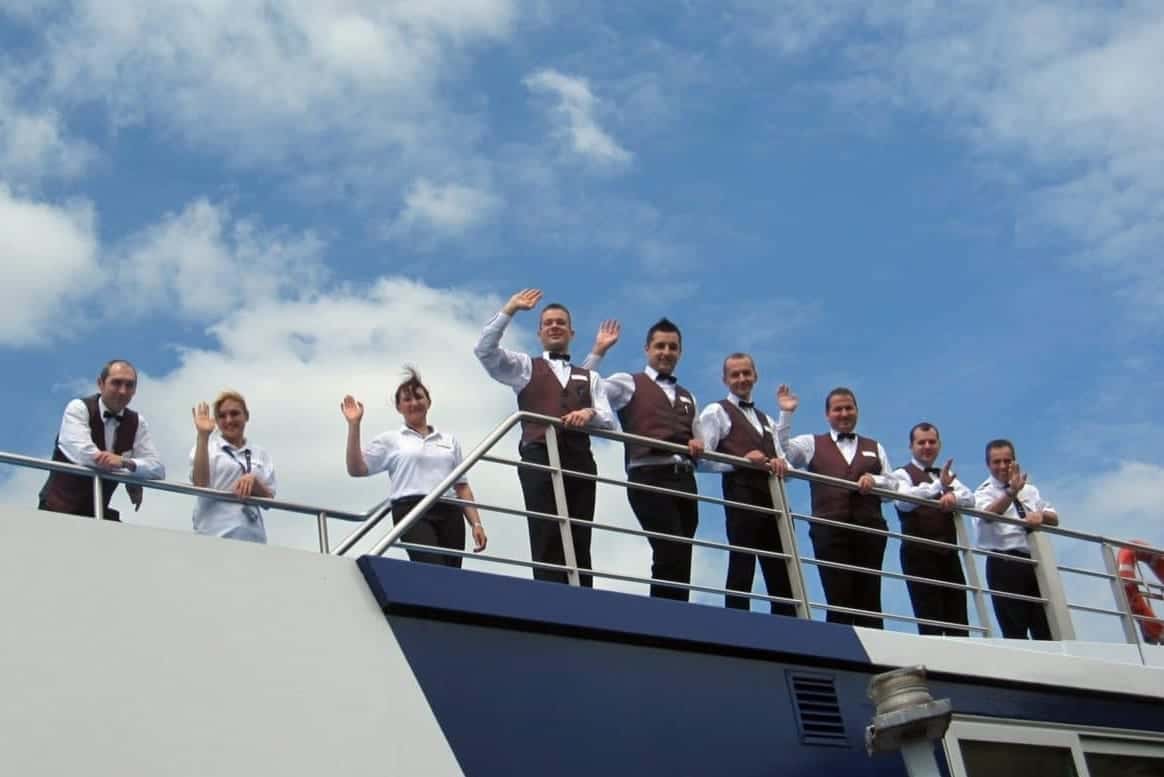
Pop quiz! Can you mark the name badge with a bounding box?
[861,450,878,458]
[679,396,693,405]
[570,374,588,382]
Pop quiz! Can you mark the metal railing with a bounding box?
[4,413,1163,651]
[346,412,1164,649]
[0,451,384,553]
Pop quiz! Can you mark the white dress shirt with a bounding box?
[188,434,276,543]
[892,458,974,512]
[362,426,469,504]
[473,311,615,429]
[57,397,165,479]
[780,426,898,493]
[973,477,1054,552]
[696,394,787,474]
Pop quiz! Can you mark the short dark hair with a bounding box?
[539,303,572,327]
[99,359,136,383]
[394,366,431,406]
[985,438,1015,462]
[825,387,857,412]
[646,317,682,346]
[909,422,940,445]
[721,352,755,377]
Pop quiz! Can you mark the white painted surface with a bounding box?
[857,627,1164,699]
[0,507,464,777]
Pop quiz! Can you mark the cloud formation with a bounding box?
[524,68,633,168]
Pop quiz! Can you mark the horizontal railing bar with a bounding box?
[0,451,368,522]
[804,599,988,633]
[1066,602,1131,618]
[1057,564,1119,581]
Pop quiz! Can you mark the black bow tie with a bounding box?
[547,352,570,362]
[835,432,856,441]
[103,410,123,423]
[925,467,942,475]
[655,373,677,384]
[739,400,755,409]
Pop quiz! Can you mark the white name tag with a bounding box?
[861,450,878,458]
[679,396,693,405]
[570,374,588,382]
[435,441,454,449]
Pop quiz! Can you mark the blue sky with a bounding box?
[2,1,1162,638]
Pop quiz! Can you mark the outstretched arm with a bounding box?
[191,402,215,487]
[342,395,369,477]
[474,289,541,388]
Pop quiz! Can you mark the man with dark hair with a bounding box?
[973,439,1060,639]
[585,317,705,601]
[39,359,165,521]
[891,422,974,636]
[781,387,897,627]
[474,288,615,586]
[698,353,799,615]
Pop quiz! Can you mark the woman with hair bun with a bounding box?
[342,368,487,566]
[190,390,277,543]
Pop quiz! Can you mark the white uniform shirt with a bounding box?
[57,397,165,479]
[362,426,469,504]
[892,458,974,512]
[189,434,276,543]
[973,477,1054,552]
[473,312,615,429]
[781,426,898,492]
[584,362,700,469]
[696,394,786,473]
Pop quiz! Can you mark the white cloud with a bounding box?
[524,68,633,167]
[0,184,101,346]
[385,178,501,239]
[112,199,328,321]
[742,1,1164,310]
[0,76,95,183]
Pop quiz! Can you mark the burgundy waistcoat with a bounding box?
[39,395,139,517]
[714,400,778,460]
[895,463,956,546]
[517,358,593,453]
[808,433,884,525]
[617,373,695,460]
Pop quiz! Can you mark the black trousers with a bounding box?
[517,444,596,586]
[810,521,888,628]
[900,540,969,636]
[38,496,121,522]
[391,497,466,568]
[627,465,699,601]
[986,550,1052,640]
[723,474,797,616]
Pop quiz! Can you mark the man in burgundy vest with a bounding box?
[698,353,799,616]
[584,318,705,600]
[38,359,165,521]
[781,387,897,628]
[891,422,974,636]
[475,289,615,586]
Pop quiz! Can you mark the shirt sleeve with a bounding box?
[872,444,897,494]
[580,352,603,371]
[695,403,733,473]
[362,432,395,476]
[452,437,469,486]
[783,431,815,468]
[125,415,165,479]
[973,482,996,511]
[473,312,532,389]
[588,373,616,430]
[56,399,102,466]
[258,450,277,497]
[600,372,635,412]
[892,468,940,512]
[952,478,974,508]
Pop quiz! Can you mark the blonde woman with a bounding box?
[343,369,486,566]
[191,390,277,543]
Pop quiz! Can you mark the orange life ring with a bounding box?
[1117,541,1164,644]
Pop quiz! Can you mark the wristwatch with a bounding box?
[122,456,137,472]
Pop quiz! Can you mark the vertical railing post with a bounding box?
[1101,542,1142,646]
[92,475,105,521]
[317,511,330,554]
[953,512,992,637]
[770,474,811,619]
[544,425,580,587]
[1027,530,1076,640]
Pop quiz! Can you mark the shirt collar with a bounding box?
[990,476,1008,490]
[400,424,439,440]
[911,458,933,471]
[726,393,752,407]
[216,433,249,452]
[830,429,856,442]
[97,397,121,420]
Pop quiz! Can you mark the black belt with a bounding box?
[634,460,694,476]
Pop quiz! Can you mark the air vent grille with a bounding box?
[787,671,848,747]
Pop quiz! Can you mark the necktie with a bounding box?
[655,373,677,384]
[547,352,570,362]
[739,400,755,409]
[925,467,942,475]
[103,410,122,423]
[1010,486,1027,518]
[836,432,856,441]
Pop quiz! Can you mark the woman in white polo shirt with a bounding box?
[342,368,487,566]
[190,390,277,543]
